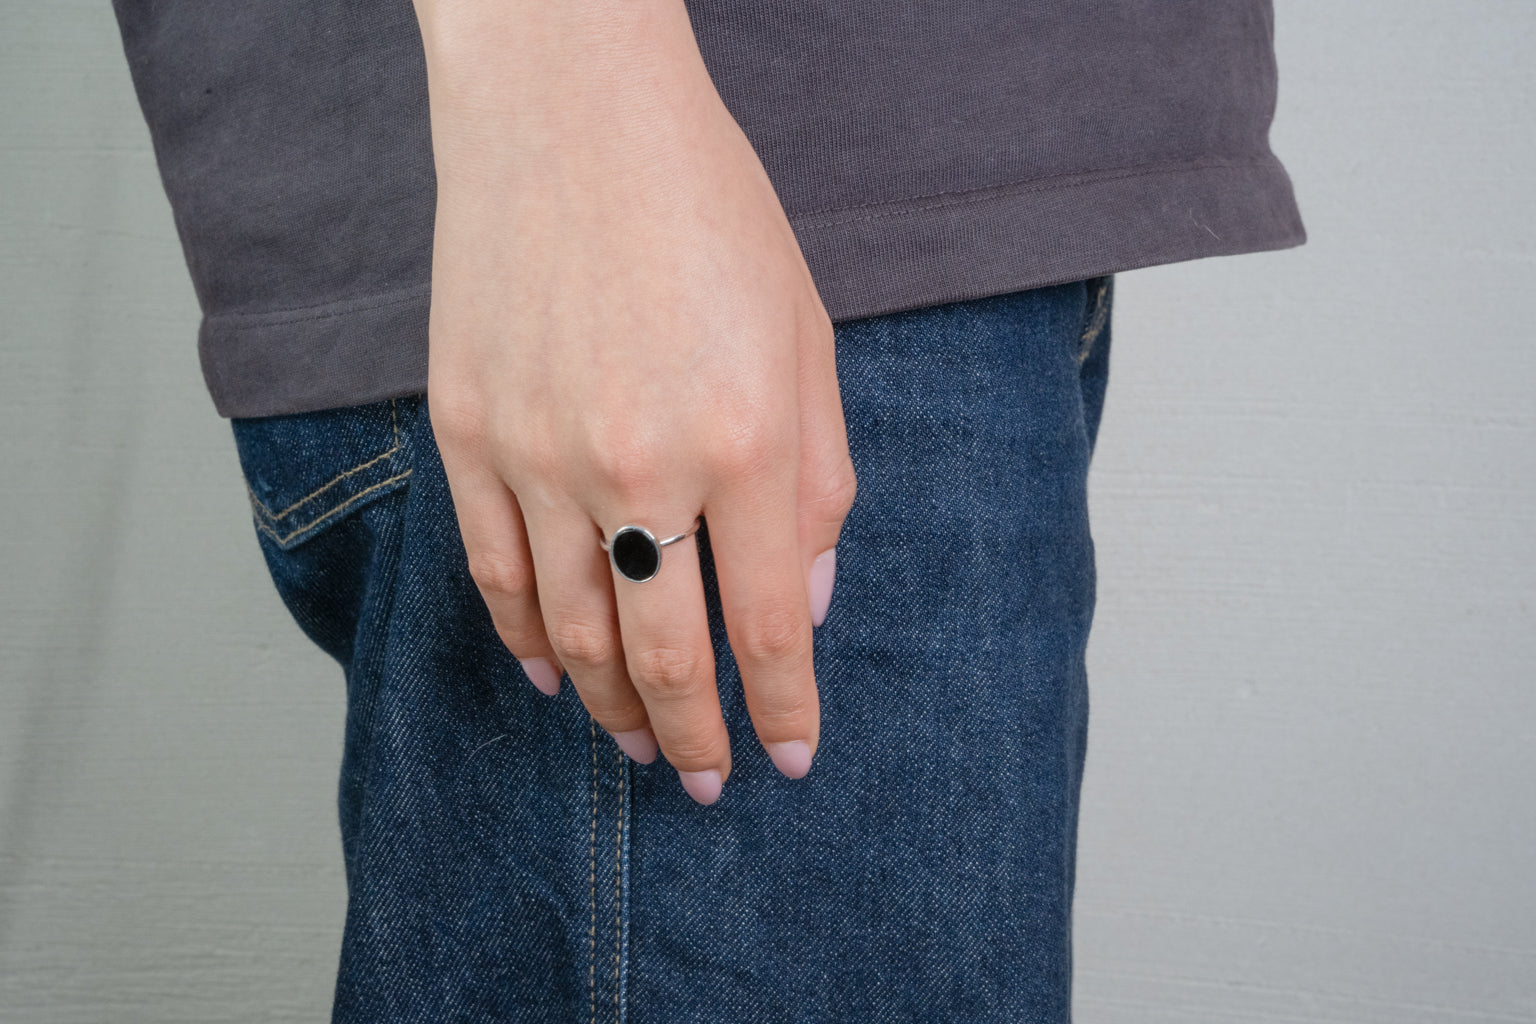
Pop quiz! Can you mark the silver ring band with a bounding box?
[599,516,702,583]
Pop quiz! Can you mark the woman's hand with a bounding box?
[413,0,856,804]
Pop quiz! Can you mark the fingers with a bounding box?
[446,461,567,697]
[605,510,730,804]
[520,499,661,766]
[436,300,854,807]
[795,303,857,628]
[706,457,821,781]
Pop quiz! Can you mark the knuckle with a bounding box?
[587,430,661,497]
[834,468,859,513]
[466,549,534,600]
[657,730,726,771]
[815,463,859,518]
[712,418,792,481]
[547,619,618,671]
[490,620,541,658]
[736,603,811,665]
[504,440,563,489]
[751,693,815,730]
[629,643,708,700]
[581,696,649,732]
[430,395,488,452]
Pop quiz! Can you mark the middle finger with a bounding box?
[522,496,659,765]
[602,506,730,805]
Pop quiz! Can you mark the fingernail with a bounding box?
[765,740,813,779]
[611,727,659,764]
[677,769,723,806]
[519,657,561,697]
[809,547,837,628]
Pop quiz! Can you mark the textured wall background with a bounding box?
[2,2,1532,1021]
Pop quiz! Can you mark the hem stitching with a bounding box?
[197,154,1278,330]
[789,153,1277,230]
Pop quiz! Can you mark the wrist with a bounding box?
[411,0,708,107]
[415,0,730,190]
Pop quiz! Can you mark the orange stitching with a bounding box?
[251,470,412,546]
[614,746,623,1022]
[590,722,598,1024]
[249,399,402,522]
[1079,279,1111,364]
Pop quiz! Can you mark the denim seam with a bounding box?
[332,472,411,963]
[1079,278,1111,364]
[613,746,624,1023]
[248,399,403,524]
[589,722,599,1024]
[617,756,631,1024]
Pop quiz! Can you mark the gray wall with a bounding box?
[2,2,1532,1020]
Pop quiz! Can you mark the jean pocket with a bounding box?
[1079,275,1114,364]
[232,395,420,551]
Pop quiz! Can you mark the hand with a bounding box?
[414,0,857,804]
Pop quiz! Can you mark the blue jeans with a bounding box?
[231,277,1114,1022]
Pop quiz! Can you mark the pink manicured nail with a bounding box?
[519,657,562,697]
[677,769,723,806]
[611,727,659,764]
[765,740,813,779]
[809,547,837,628]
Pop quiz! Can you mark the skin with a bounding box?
[411,0,858,804]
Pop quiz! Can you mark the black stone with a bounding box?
[612,527,661,582]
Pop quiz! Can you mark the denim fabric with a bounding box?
[230,277,1113,1022]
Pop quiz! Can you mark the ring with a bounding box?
[599,517,702,583]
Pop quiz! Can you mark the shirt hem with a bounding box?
[201,152,1305,418]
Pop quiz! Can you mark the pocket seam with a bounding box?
[1079,277,1112,364]
[246,397,412,546]
[249,398,404,522]
[250,469,413,547]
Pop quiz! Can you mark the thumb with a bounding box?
[796,301,857,628]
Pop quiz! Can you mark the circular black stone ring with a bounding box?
[599,517,702,583]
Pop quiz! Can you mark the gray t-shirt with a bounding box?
[111,0,1304,418]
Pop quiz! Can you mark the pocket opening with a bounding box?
[234,395,419,550]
